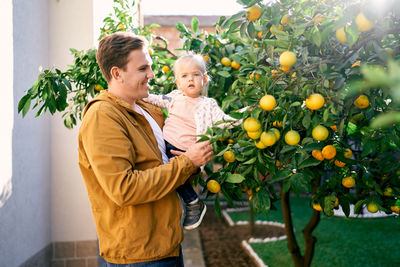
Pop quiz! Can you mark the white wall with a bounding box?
[49,0,139,242]
[49,0,97,242]
[0,0,14,209]
[0,0,52,265]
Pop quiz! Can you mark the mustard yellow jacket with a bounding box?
[78,91,196,264]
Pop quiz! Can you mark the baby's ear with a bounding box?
[203,74,209,83]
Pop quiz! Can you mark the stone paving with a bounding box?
[182,229,206,267]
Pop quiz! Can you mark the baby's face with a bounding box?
[175,61,207,98]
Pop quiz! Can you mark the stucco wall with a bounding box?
[49,0,97,243]
[0,0,52,265]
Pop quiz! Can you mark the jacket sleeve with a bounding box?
[79,102,197,207]
[209,98,243,129]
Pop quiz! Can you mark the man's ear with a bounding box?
[110,66,123,83]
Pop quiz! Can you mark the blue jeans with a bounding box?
[103,246,184,267]
[165,141,198,204]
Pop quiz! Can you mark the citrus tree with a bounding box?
[176,0,399,266]
[18,0,400,266]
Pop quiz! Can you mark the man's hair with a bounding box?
[96,32,147,82]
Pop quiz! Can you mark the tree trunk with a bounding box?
[302,178,322,267]
[281,191,304,267]
[302,210,320,266]
[249,202,254,238]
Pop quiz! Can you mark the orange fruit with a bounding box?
[271,70,280,79]
[94,84,104,91]
[223,151,236,163]
[221,57,231,67]
[257,31,263,38]
[312,150,324,161]
[344,148,352,159]
[312,125,329,141]
[246,6,262,21]
[336,27,347,43]
[250,72,260,81]
[243,117,261,132]
[342,177,355,188]
[259,94,276,111]
[117,23,125,30]
[273,121,283,128]
[148,48,153,56]
[279,66,291,72]
[260,131,277,146]
[247,129,262,139]
[255,140,267,149]
[280,15,292,26]
[231,61,241,70]
[334,197,339,207]
[305,93,325,110]
[313,13,324,24]
[207,180,221,193]
[330,125,338,131]
[279,51,296,67]
[322,145,336,160]
[334,160,346,167]
[383,187,394,197]
[354,94,370,109]
[285,130,300,146]
[367,202,379,213]
[270,25,283,35]
[162,65,171,73]
[270,128,280,140]
[313,203,322,211]
[203,54,210,61]
[355,13,374,32]
[228,139,234,144]
[390,206,400,214]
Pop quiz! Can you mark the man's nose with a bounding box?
[147,69,155,79]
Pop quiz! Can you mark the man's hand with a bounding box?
[171,141,213,167]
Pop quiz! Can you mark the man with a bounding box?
[78,32,213,266]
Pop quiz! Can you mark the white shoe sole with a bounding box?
[184,204,207,230]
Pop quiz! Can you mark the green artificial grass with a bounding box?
[227,197,400,267]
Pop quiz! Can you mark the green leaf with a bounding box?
[302,112,311,129]
[311,26,322,47]
[221,95,239,110]
[243,157,257,165]
[354,199,365,214]
[370,112,400,129]
[217,71,231,78]
[298,158,322,169]
[269,169,292,183]
[226,173,245,183]
[294,23,307,38]
[302,143,324,151]
[247,22,255,38]
[290,173,311,193]
[191,17,199,33]
[361,140,378,157]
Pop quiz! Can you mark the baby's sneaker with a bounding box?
[183,199,207,230]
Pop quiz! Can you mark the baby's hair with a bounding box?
[173,53,209,96]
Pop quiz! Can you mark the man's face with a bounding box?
[119,48,154,103]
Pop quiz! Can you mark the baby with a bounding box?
[145,54,242,230]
